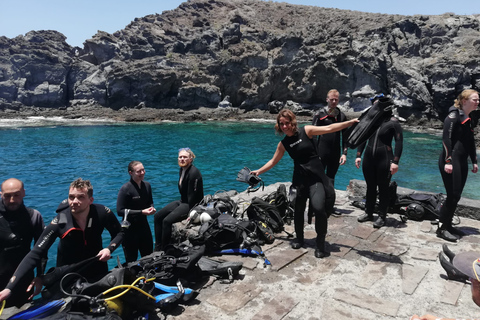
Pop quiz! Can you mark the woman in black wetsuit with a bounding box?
[437,89,479,242]
[117,161,156,262]
[355,96,403,228]
[154,148,204,251]
[251,109,358,258]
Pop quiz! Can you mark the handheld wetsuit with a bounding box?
[438,107,477,227]
[117,179,154,262]
[154,165,203,251]
[312,107,348,179]
[281,127,335,248]
[6,203,123,295]
[356,116,403,218]
[0,201,45,307]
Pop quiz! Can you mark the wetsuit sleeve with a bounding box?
[6,220,60,292]
[356,141,367,158]
[104,207,124,253]
[147,183,154,207]
[116,185,142,218]
[187,170,203,208]
[312,113,319,125]
[469,127,478,165]
[340,113,349,155]
[31,210,47,276]
[442,112,457,164]
[392,120,404,164]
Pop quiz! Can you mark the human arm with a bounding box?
[3,220,60,300]
[441,112,456,174]
[355,142,367,169]
[250,142,286,176]
[116,184,146,218]
[186,167,204,208]
[390,118,403,175]
[31,209,48,276]
[102,206,124,260]
[340,112,349,165]
[304,118,358,138]
[411,315,479,320]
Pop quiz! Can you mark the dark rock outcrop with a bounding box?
[1,0,480,125]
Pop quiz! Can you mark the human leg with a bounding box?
[309,182,329,258]
[154,201,181,251]
[292,186,308,249]
[160,202,190,249]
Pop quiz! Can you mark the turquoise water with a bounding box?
[1,121,479,270]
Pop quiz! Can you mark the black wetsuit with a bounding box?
[6,203,123,294]
[312,107,348,179]
[117,179,154,262]
[281,127,335,247]
[356,116,403,217]
[0,201,45,307]
[154,165,203,250]
[438,107,477,226]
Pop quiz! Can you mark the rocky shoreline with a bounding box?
[0,104,443,129]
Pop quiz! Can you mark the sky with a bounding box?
[1,0,479,48]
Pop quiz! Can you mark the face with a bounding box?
[68,187,93,215]
[178,150,193,168]
[463,93,479,114]
[1,180,25,211]
[278,116,294,136]
[326,92,339,109]
[130,163,145,181]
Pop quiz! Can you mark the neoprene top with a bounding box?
[178,165,204,208]
[312,107,348,156]
[281,127,327,187]
[440,106,477,165]
[0,201,45,277]
[6,203,123,291]
[116,179,154,220]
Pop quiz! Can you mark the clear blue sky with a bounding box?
[1,0,478,48]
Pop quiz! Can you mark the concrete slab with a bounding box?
[411,248,439,261]
[440,281,465,305]
[350,224,376,240]
[333,288,401,317]
[402,264,429,294]
[355,262,387,289]
[206,282,263,312]
[268,246,308,271]
[252,294,297,320]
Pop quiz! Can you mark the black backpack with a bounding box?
[392,192,446,221]
[189,214,257,252]
[246,197,284,233]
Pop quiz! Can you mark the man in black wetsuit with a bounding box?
[355,96,403,228]
[0,178,45,307]
[312,89,348,215]
[0,178,124,304]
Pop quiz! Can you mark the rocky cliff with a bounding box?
[1,0,480,122]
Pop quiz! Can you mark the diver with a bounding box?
[250,109,358,258]
[436,89,479,242]
[154,148,204,251]
[117,161,156,262]
[355,94,403,228]
[312,89,349,215]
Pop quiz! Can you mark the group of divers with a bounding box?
[0,89,479,318]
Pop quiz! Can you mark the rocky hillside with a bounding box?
[1,0,480,121]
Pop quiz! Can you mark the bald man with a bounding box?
[0,178,45,307]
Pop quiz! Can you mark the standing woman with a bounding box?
[355,95,404,228]
[117,161,156,262]
[437,89,479,242]
[251,109,358,258]
[154,148,204,251]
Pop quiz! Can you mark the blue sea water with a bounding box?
[1,120,479,270]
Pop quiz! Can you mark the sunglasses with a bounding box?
[178,147,191,152]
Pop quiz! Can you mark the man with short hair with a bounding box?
[312,89,349,215]
[0,178,124,304]
[0,178,46,307]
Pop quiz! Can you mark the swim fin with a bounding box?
[346,96,395,149]
[236,167,262,187]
